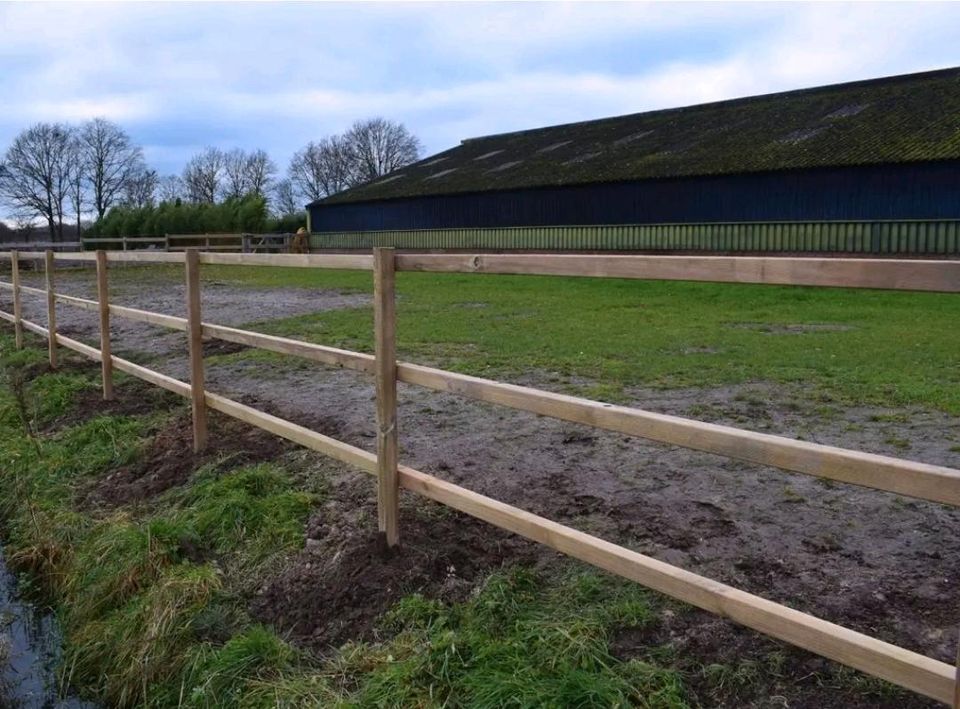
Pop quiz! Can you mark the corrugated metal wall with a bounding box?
[310,220,960,254]
[310,162,960,233]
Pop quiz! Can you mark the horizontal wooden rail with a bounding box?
[20,318,48,337]
[4,250,960,291]
[83,237,165,243]
[201,323,374,370]
[0,313,954,704]
[169,245,240,252]
[395,254,960,292]
[197,252,374,269]
[168,233,243,241]
[14,279,958,508]
[395,363,960,507]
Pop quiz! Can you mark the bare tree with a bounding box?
[158,174,184,203]
[345,117,422,186]
[79,118,144,221]
[288,135,355,202]
[221,148,276,201]
[222,148,249,201]
[124,167,158,208]
[271,178,301,216]
[0,123,73,240]
[182,147,224,204]
[245,149,276,198]
[66,132,87,238]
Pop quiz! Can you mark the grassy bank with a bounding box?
[0,336,692,707]
[166,263,960,413]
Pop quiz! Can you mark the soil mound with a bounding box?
[86,412,290,507]
[253,483,543,651]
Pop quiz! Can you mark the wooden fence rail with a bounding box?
[0,248,959,704]
[80,233,293,253]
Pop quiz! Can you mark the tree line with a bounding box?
[0,116,422,240]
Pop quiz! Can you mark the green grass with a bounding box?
[345,568,683,708]
[0,336,321,705]
[184,263,960,413]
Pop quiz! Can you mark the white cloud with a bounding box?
[0,1,957,185]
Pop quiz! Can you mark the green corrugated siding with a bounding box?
[309,221,960,254]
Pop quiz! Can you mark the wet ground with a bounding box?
[6,267,960,706]
[0,551,93,709]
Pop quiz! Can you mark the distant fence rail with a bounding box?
[1,248,960,704]
[0,241,82,252]
[310,220,960,255]
[81,233,293,253]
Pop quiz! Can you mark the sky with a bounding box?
[1,1,959,181]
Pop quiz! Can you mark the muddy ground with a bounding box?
[7,267,960,707]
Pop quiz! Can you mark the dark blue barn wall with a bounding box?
[310,162,960,233]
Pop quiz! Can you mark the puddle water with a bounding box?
[0,549,94,709]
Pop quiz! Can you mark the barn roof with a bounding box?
[315,66,960,206]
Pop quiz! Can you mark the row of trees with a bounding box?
[89,195,301,239]
[0,119,148,240]
[0,117,422,239]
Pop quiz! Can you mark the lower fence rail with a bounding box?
[1,247,959,705]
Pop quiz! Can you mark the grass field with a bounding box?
[168,263,960,413]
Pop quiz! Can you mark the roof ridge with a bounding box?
[460,65,960,145]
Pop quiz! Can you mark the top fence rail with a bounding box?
[2,250,959,293]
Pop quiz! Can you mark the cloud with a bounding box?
[0,1,957,186]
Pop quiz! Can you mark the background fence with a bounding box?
[41,220,960,255]
[80,233,293,253]
[309,219,960,254]
[1,249,959,705]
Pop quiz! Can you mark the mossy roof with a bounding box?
[316,67,960,206]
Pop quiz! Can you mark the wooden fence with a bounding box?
[81,233,292,253]
[1,248,960,705]
[0,241,83,252]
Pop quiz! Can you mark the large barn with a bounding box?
[308,67,960,254]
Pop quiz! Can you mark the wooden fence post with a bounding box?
[374,247,399,549]
[44,250,57,368]
[185,248,207,451]
[96,250,113,400]
[10,250,22,349]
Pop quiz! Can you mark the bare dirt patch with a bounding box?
[84,411,291,508]
[252,469,542,651]
[44,376,179,433]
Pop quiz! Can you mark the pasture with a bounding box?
[0,259,958,707]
